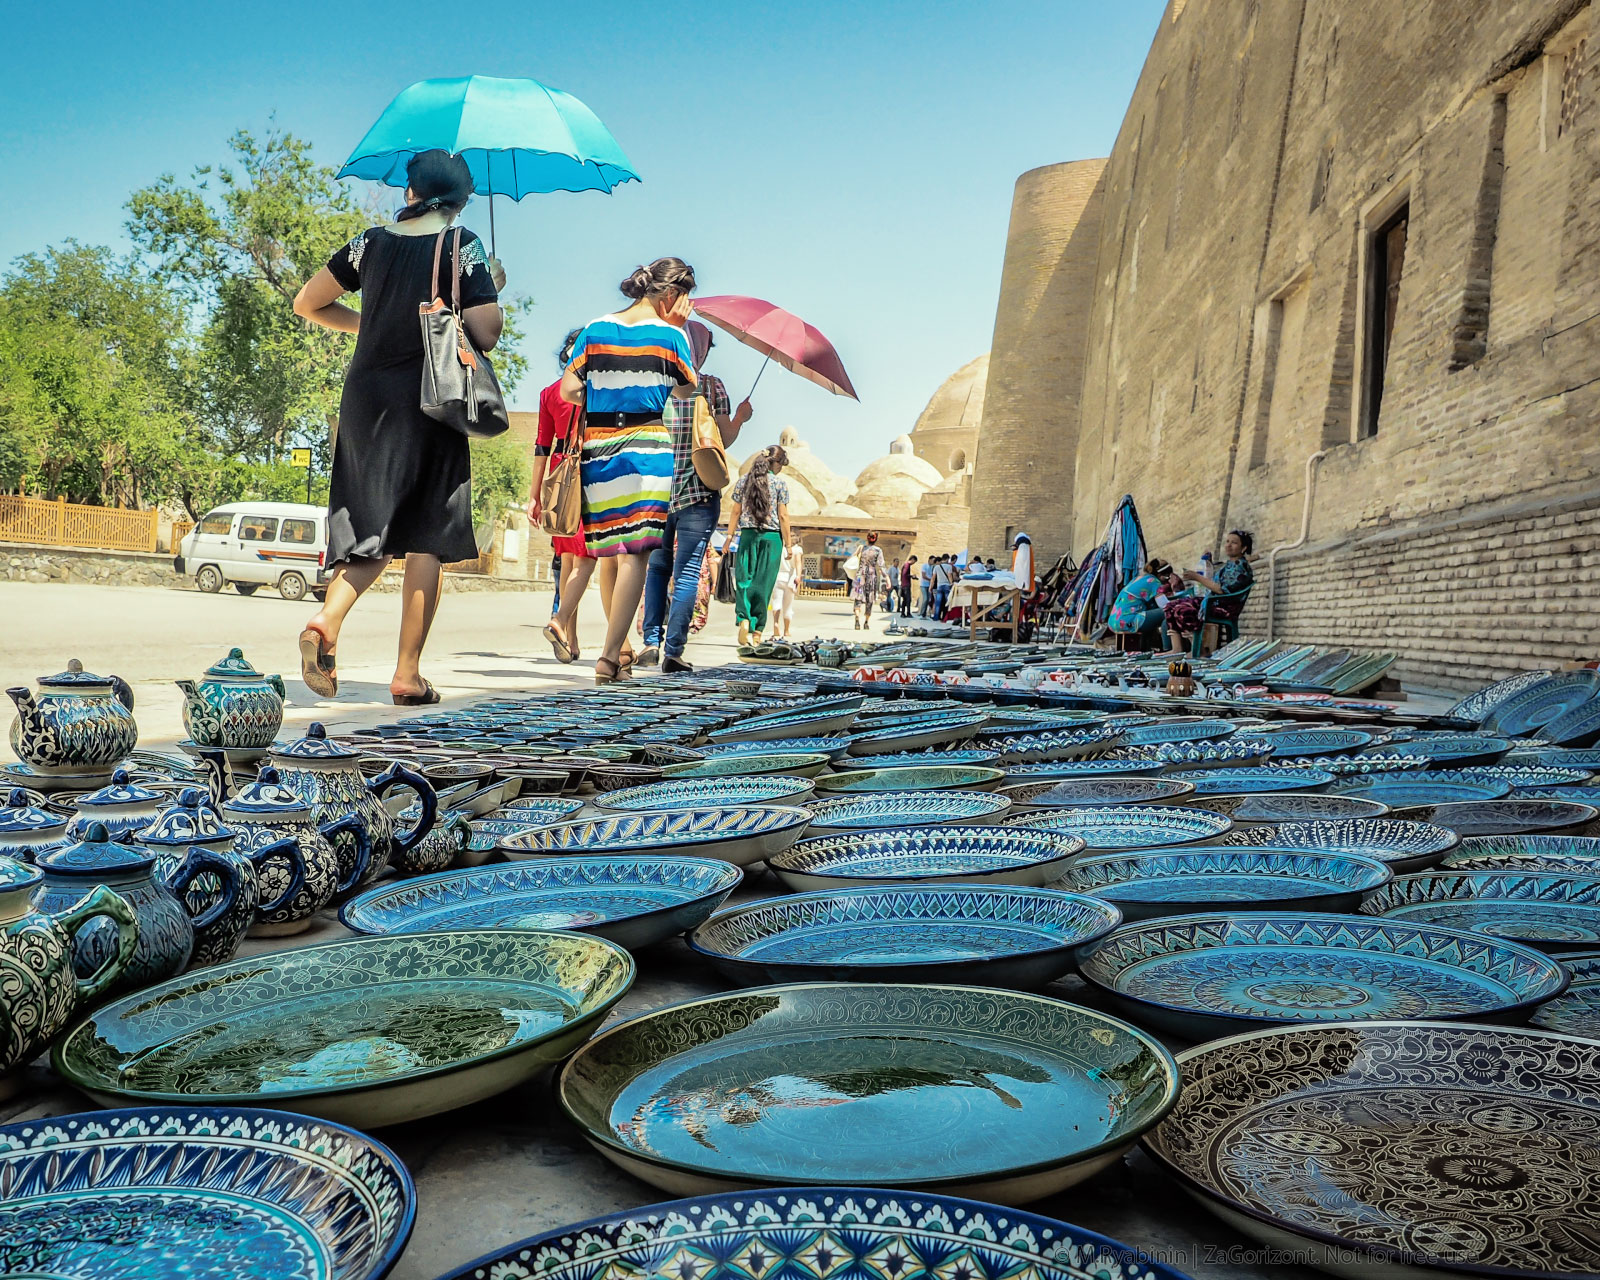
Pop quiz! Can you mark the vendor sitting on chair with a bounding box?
[1164,529,1254,653]
[1107,558,1185,650]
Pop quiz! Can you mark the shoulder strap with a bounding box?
[431,229,448,303]
[450,228,462,315]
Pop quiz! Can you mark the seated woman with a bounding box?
[1165,530,1255,651]
[1106,558,1183,649]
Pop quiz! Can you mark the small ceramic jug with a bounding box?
[391,809,472,876]
[220,767,354,936]
[0,855,136,1097]
[0,788,73,862]
[6,660,138,786]
[65,767,169,843]
[34,821,245,995]
[176,648,286,749]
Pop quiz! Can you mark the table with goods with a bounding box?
[4,637,1600,1280]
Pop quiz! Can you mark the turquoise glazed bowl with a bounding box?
[557,982,1179,1204]
[594,776,817,812]
[1442,832,1600,872]
[805,790,1013,831]
[498,806,812,868]
[1002,803,1232,850]
[1358,868,1600,950]
[662,752,832,780]
[815,765,1007,794]
[770,826,1086,892]
[1231,817,1460,873]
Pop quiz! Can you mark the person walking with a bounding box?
[851,532,887,630]
[918,555,935,616]
[726,445,791,647]
[545,258,697,684]
[638,321,751,673]
[528,329,591,663]
[931,554,954,621]
[900,555,916,616]
[769,536,805,639]
[884,559,900,615]
[291,149,504,704]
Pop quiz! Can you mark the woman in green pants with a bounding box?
[726,445,792,648]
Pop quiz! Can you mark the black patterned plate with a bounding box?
[1360,868,1600,950]
[1448,669,1555,724]
[1142,1022,1600,1278]
[1532,949,1600,1037]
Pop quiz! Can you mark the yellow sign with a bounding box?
[290,449,312,469]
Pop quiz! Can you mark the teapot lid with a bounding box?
[77,767,164,807]
[222,766,313,818]
[37,822,155,875]
[272,722,358,761]
[0,787,68,836]
[139,788,238,846]
[37,658,115,689]
[0,856,41,895]
[204,647,268,681]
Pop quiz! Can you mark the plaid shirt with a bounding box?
[663,373,732,512]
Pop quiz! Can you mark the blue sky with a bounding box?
[0,0,1162,476]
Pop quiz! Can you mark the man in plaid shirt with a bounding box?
[640,321,752,671]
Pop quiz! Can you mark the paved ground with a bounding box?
[0,581,894,762]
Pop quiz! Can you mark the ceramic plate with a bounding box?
[1484,670,1600,737]
[695,736,854,761]
[54,930,635,1126]
[594,776,818,812]
[844,713,989,755]
[1190,792,1390,824]
[1442,833,1600,873]
[1459,765,1597,790]
[1078,913,1569,1038]
[1241,727,1373,756]
[805,789,1013,830]
[1055,848,1392,921]
[1150,737,1276,770]
[1330,777,1511,806]
[436,1187,1197,1280]
[1120,720,1237,747]
[815,765,1006,794]
[1366,735,1515,767]
[1142,1022,1600,1278]
[1449,668,1557,723]
[1360,869,1600,950]
[769,826,1086,892]
[847,749,1004,769]
[1531,949,1600,1037]
[499,806,812,867]
[662,752,832,780]
[998,777,1197,810]
[340,856,743,949]
[1002,755,1167,780]
[557,983,1179,1203]
[1541,698,1600,748]
[1235,817,1460,873]
[979,726,1130,764]
[1402,798,1599,837]
[495,795,586,821]
[0,1107,413,1280]
[1294,752,1432,776]
[689,884,1120,987]
[1178,767,1334,795]
[1002,804,1232,850]
[709,708,861,743]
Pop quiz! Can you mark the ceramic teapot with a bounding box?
[0,788,73,862]
[176,648,286,749]
[34,821,245,996]
[219,766,353,936]
[0,855,135,1096]
[65,767,169,843]
[6,660,138,786]
[268,724,437,889]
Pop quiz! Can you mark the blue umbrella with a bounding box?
[337,75,640,249]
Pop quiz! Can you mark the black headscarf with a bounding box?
[396,150,474,221]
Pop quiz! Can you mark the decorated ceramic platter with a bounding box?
[1291,752,1433,776]
[1484,670,1600,737]
[1239,727,1373,757]
[1502,747,1600,770]
[708,708,861,744]
[1458,765,1597,790]
[1177,766,1335,795]
[1076,912,1569,1039]
[1190,791,1391,825]
[54,930,635,1126]
[1002,755,1167,781]
[1366,734,1515,768]
[594,776,818,812]
[1442,833,1600,873]
[1002,804,1232,851]
[805,790,1013,831]
[1329,777,1511,807]
[1449,668,1559,723]
[557,982,1180,1203]
[997,777,1197,810]
[498,806,813,868]
[1119,720,1237,747]
[688,884,1122,987]
[340,856,743,949]
[1359,869,1600,950]
[495,794,586,820]
[814,765,1006,794]
[661,752,833,780]
[1401,798,1599,837]
[0,1106,414,1280]
[978,726,1130,765]
[434,1187,1198,1280]
[1151,737,1276,771]
[1530,949,1600,1037]
[847,749,1004,769]
[1055,848,1392,921]
[1233,817,1460,873]
[1141,1021,1600,1279]
[843,713,989,756]
[769,826,1087,892]
[695,736,854,762]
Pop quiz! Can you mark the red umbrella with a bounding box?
[690,295,859,401]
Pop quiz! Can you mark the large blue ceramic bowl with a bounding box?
[999,776,1198,810]
[1120,720,1238,747]
[1002,754,1166,781]
[1442,832,1600,872]
[1329,777,1511,806]
[770,825,1087,892]
[436,1189,1195,1280]
[1002,803,1232,850]
[1179,766,1335,795]
[1532,948,1600,1037]
[1366,734,1514,768]
[1246,727,1374,757]
[1459,765,1597,790]
[689,884,1121,987]
[816,764,1007,794]
[1077,912,1569,1039]
[844,712,991,755]
[595,776,818,812]
[806,789,1014,830]
[340,855,744,949]
[498,805,813,868]
[1054,848,1392,920]
[1191,791,1391,825]
[1359,868,1600,950]
[848,748,1004,769]
[696,736,854,762]
[0,1107,414,1280]
[1401,797,1599,836]
[1233,817,1460,873]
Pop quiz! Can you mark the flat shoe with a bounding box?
[298,628,337,698]
[392,679,441,707]
[543,623,575,664]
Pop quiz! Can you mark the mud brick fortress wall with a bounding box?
[971,0,1600,689]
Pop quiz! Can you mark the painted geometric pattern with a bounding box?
[1531,950,1600,1036]
[807,792,1011,828]
[1002,756,1165,781]
[977,725,1128,763]
[1144,1024,1600,1275]
[447,1191,1181,1280]
[9,694,137,769]
[509,807,810,852]
[1281,753,1432,775]
[1360,871,1600,943]
[599,779,816,812]
[1249,728,1373,755]
[1443,833,1600,872]
[1057,848,1388,896]
[1259,818,1461,859]
[778,828,1081,878]
[1002,805,1230,849]
[1177,767,1334,795]
[184,684,283,749]
[1120,721,1237,747]
[1148,737,1275,767]
[0,1108,411,1280]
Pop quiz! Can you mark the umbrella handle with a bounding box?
[489,193,496,257]
[746,355,771,401]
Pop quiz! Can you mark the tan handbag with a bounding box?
[539,407,584,539]
[691,394,731,489]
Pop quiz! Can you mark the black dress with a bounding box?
[324,224,499,565]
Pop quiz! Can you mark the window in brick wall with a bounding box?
[1560,36,1587,137]
[1361,202,1409,438]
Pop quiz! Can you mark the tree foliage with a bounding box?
[469,436,532,545]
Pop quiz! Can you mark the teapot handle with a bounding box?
[266,673,286,699]
[245,834,307,915]
[321,811,373,894]
[370,763,438,857]
[55,885,139,1004]
[168,845,247,932]
[108,674,135,712]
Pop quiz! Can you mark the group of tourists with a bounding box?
[1105,529,1256,653]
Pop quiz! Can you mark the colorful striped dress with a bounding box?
[567,316,695,557]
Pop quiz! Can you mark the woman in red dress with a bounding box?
[528,329,593,662]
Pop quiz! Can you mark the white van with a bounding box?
[175,501,331,601]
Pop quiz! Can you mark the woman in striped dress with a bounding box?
[552,258,697,683]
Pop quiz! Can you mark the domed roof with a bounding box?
[911,354,988,438]
[737,428,854,509]
[819,501,872,519]
[889,434,913,454]
[854,452,944,490]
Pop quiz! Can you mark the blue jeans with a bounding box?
[643,496,720,660]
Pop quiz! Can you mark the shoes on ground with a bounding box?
[636,646,661,667]
[663,655,693,674]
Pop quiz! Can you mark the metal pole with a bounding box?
[306,458,313,505]
[489,194,496,256]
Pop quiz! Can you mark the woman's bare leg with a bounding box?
[599,553,649,670]
[550,554,590,656]
[307,556,390,651]
[393,554,442,695]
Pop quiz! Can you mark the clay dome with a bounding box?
[889,434,913,454]
[819,501,872,519]
[736,428,854,510]
[909,354,988,475]
[850,449,944,520]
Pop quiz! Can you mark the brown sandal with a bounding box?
[392,679,441,707]
[594,657,622,686]
[543,622,576,664]
[298,627,337,697]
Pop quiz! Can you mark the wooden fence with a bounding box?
[0,495,159,553]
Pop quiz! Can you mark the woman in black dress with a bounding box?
[291,150,505,704]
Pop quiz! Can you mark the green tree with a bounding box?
[468,435,531,546]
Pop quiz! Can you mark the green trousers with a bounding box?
[735,530,783,627]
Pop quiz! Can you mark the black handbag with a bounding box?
[419,228,509,439]
[714,547,738,604]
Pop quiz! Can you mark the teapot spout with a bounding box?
[192,748,237,807]
[174,678,201,711]
[5,687,35,718]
